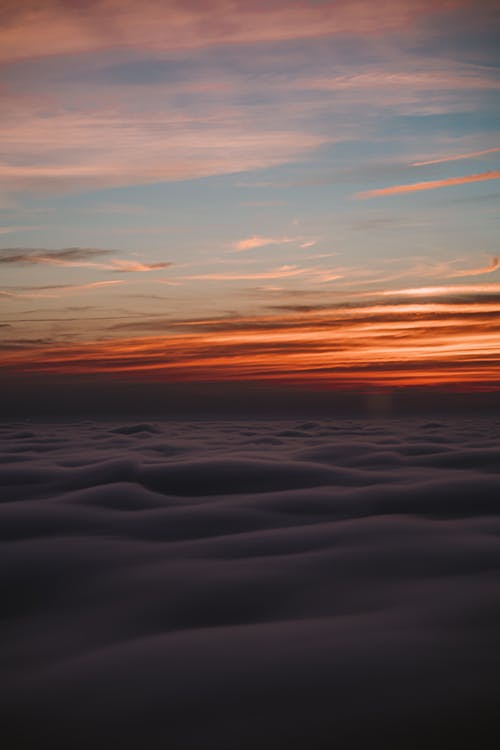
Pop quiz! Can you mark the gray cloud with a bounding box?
[0,247,112,264]
[0,247,171,273]
[1,417,500,749]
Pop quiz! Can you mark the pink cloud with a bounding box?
[0,106,327,192]
[0,1,460,63]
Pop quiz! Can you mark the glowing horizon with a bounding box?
[3,293,500,391]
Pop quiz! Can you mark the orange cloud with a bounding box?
[105,260,170,272]
[2,295,500,391]
[374,282,500,297]
[180,264,343,283]
[356,170,500,198]
[450,257,500,278]
[183,266,310,281]
[233,236,297,251]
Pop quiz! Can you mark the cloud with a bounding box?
[449,257,500,278]
[183,266,311,281]
[0,110,327,193]
[107,261,171,273]
[233,236,298,252]
[0,247,111,264]
[181,265,343,283]
[374,283,500,298]
[0,280,125,299]
[0,248,171,272]
[3,290,500,389]
[411,146,500,167]
[1,418,500,748]
[0,225,44,235]
[302,70,500,94]
[355,170,500,198]
[0,1,456,64]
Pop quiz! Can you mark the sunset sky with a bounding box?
[1,0,500,404]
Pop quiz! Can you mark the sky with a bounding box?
[1,0,500,409]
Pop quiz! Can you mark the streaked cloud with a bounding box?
[0,1,453,64]
[374,283,500,298]
[107,260,171,273]
[0,225,44,235]
[411,146,500,167]
[183,266,312,281]
[0,109,327,192]
[450,257,500,279]
[0,248,170,272]
[233,236,299,252]
[302,70,500,94]
[179,263,344,284]
[0,280,125,299]
[356,170,500,199]
[3,291,500,390]
[0,248,111,265]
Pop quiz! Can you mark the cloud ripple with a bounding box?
[1,417,500,748]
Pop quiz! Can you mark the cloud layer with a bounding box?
[1,417,500,748]
[0,0,458,63]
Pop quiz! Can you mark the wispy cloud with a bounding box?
[0,109,327,193]
[449,257,500,279]
[181,263,343,283]
[0,248,170,272]
[0,1,452,64]
[302,70,500,94]
[233,236,299,252]
[374,283,500,298]
[3,291,500,390]
[0,225,44,235]
[0,248,111,265]
[106,260,171,273]
[355,170,500,199]
[0,280,125,299]
[411,146,500,167]
[183,266,312,281]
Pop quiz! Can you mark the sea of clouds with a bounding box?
[1,417,500,748]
